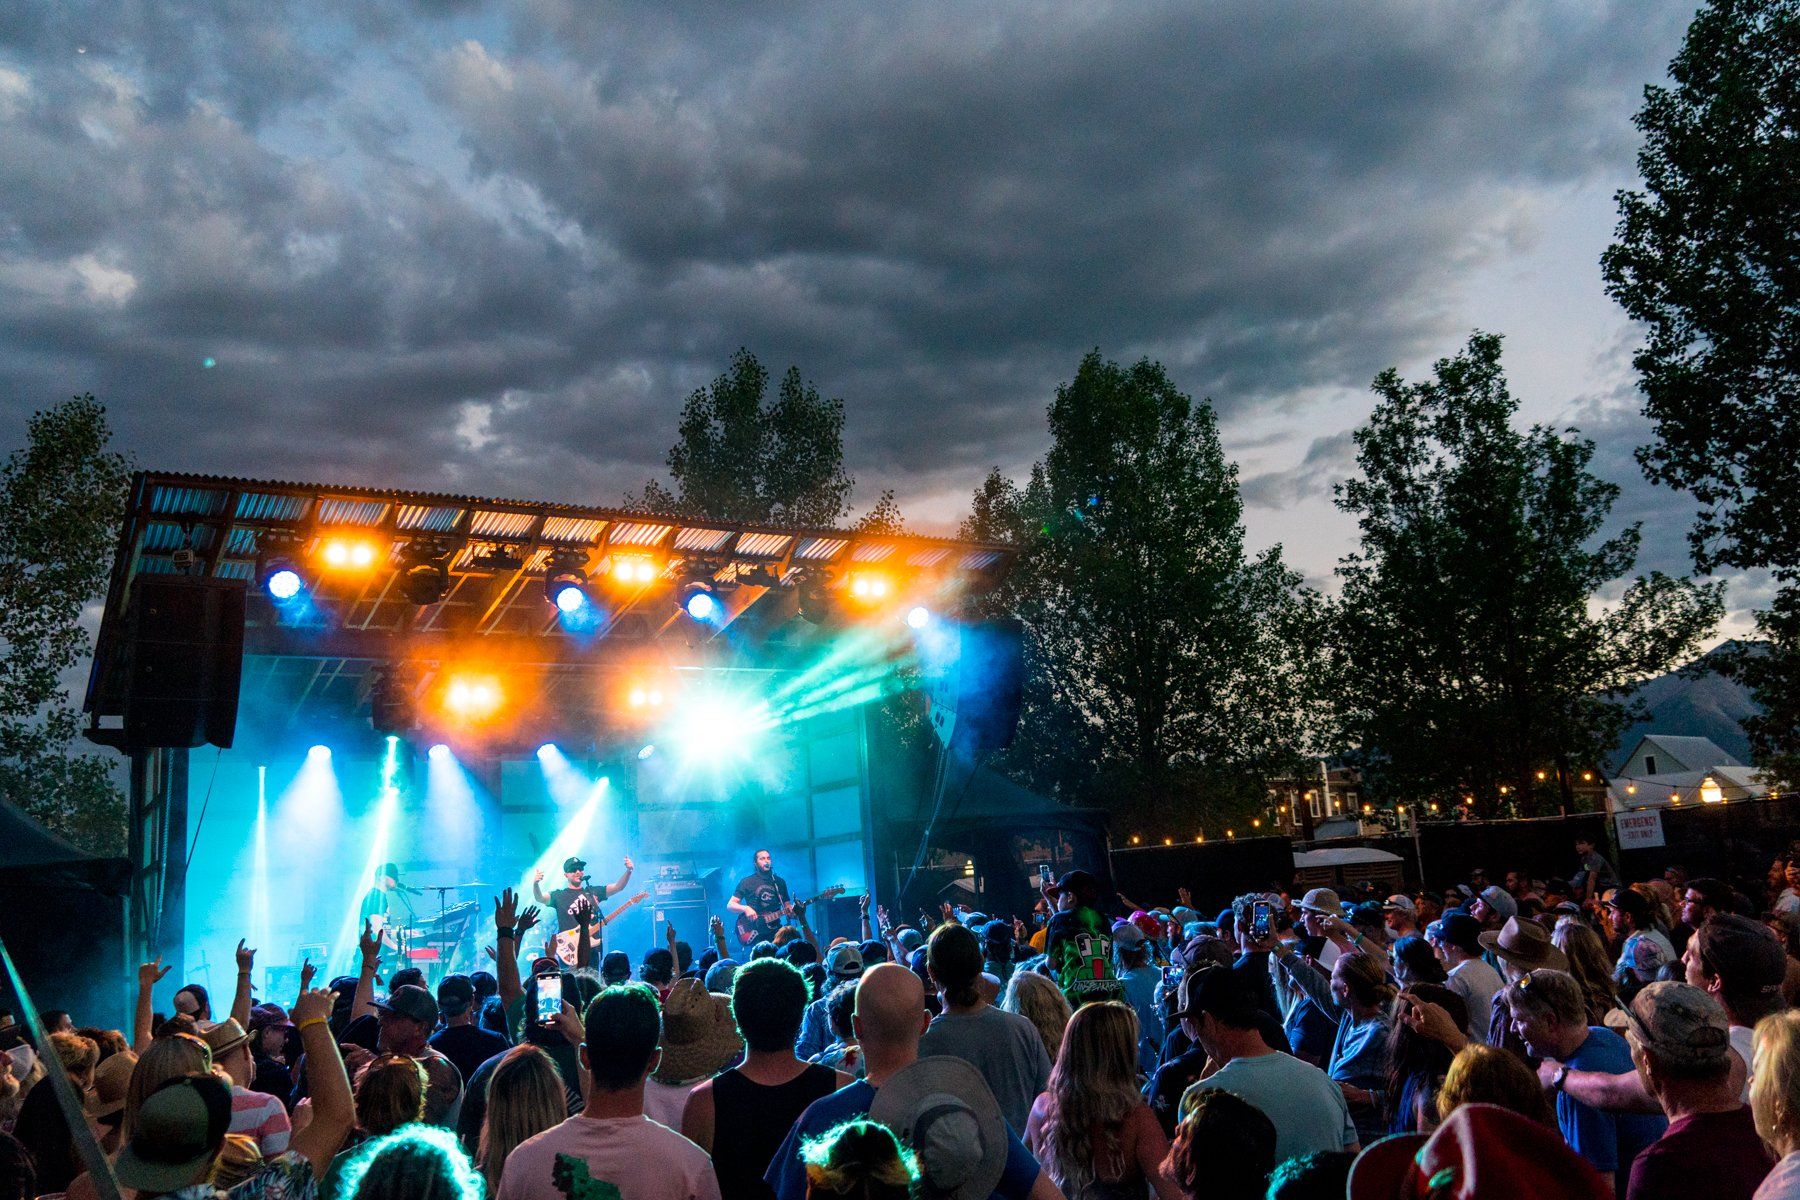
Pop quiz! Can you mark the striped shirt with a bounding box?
[230,1086,291,1155]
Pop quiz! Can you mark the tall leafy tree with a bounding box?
[967,353,1324,836]
[0,396,130,852]
[1332,334,1723,813]
[629,349,854,526]
[1602,0,1800,783]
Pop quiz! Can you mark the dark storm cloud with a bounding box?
[0,0,1693,518]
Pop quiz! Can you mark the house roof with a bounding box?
[1626,734,1743,771]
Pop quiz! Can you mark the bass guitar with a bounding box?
[552,890,650,965]
[734,885,846,947]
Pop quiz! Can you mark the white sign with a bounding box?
[1615,808,1666,850]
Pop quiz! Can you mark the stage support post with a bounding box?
[126,746,190,997]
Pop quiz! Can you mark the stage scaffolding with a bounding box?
[83,471,1016,988]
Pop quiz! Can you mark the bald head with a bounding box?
[853,962,928,1052]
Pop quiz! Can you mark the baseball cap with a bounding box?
[1045,870,1101,904]
[114,1075,234,1193]
[1621,982,1732,1073]
[1297,887,1342,916]
[1619,931,1670,981]
[378,862,401,882]
[1478,886,1518,921]
[1382,895,1416,915]
[600,950,632,983]
[897,927,925,953]
[530,955,560,976]
[1111,922,1146,949]
[979,920,1012,947]
[1605,888,1652,926]
[371,984,438,1026]
[1436,913,1485,956]
[1174,965,1259,1025]
[825,941,865,980]
[562,856,586,873]
[436,974,475,1018]
[1695,914,1788,994]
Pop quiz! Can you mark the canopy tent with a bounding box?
[0,800,130,893]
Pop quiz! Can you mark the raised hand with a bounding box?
[138,958,172,990]
[665,919,679,950]
[709,915,725,938]
[516,905,542,937]
[494,887,520,931]
[483,945,497,964]
[859,893,870,916]
[1398,992,1466,1048]
[940,902,954,925]
[622,855,634,872]
[236,939,256,972]
[1013,917,1028,942]
[552,997,585,1048]
[358,920,382,966]
[533,868,545,884]
[1177,887,1194,908]
[299,959,317,993]
[876,905,892,934]
[291,986,335,1028]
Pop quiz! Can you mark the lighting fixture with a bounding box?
[544,550,592,613]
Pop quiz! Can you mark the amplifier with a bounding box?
[653,879,707,906]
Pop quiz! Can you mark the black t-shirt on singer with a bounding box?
[549,885,606,933]
[733,872,790,924]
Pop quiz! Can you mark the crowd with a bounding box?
[7,839,1800,1200]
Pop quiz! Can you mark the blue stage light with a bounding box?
[266,568,303,601]
[428,743,450,761]
[684,588,719,622]
[537,742,557,759]
[553,582,589,614]
[906,605,932,629]
[638,743,657,760]
[308,744,330,758]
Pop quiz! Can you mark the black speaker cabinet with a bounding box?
[120,576,246,749]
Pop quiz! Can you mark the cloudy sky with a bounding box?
[0,1,1763,632]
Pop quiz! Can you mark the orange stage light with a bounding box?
[847,572,891,602]
[443,674,503,720]
[320,537,380,569]
[608,556,661,586]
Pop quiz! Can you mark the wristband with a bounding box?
[296,1017,327,1032]
[361,958,379,971]
[496,926,516,941]
[1552,1065,1570,1092]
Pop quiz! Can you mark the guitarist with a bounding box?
[533,854,635,936]
[727,849,793,945]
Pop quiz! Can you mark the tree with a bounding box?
[0,396,130,852]
[1601,0,1800,783]
[1331,334,1723,813]
[628,349,854,526]
[853,489,908,535]
[967,353,1325,837]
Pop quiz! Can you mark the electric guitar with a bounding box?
[552,890,650,965]
[734,885,846,946]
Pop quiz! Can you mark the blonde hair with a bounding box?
[1336,951,1398,1008]
[1552,922,1619,1025]
[49,1032,100,1081]
[1038,1001,1142,1200]
[802,1120,918,1200]
[124,1035,213,1138]
[478,1045,568,1194]
[1752,1011,1800,1158]
[1001,970,1073,1063]
[1437,1044,1552,1127]
[355,1054,429,1136]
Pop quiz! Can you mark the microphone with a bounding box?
[397,884,424,895]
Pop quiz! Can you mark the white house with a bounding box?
[1607,734,1769,812]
